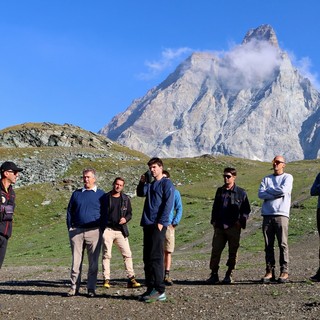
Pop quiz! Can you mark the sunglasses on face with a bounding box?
[6,170,18,175]
[223,174,233,179]
[273,160,285,165]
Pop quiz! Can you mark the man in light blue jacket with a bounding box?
[162,170,183,286]
[310,172,320,282]
[258,155,293,283]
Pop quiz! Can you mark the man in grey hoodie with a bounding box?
[258,155,293,283]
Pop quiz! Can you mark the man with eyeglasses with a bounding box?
[258,155,293,283]
[0,161,23,268]
[207,167,251,284]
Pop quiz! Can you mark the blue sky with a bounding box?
[1,0,319,133]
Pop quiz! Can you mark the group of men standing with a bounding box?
[66,157,183,302]
[1,154,320,303]
[207,155,318,285]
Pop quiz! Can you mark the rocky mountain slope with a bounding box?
[100,24,320,162]
[0,122,146,188]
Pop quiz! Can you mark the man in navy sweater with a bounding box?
[66,168,105,297]
[137,157,174,303]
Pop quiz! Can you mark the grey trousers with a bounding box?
[262,215,289,273]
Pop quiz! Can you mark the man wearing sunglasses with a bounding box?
[0,161,23,268]
[258,155,293,283]
[207,167,251,284]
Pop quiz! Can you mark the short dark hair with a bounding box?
[113,177,125,185]
[147,157,163,168]
[162,170,170,178]
[224,167,237,176]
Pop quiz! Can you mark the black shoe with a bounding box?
[310,269,320,282]
[206,273,219,285]
[87,290,96,298]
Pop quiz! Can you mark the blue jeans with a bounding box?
[262,215,289,273]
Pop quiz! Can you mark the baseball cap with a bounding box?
[0,161,23,172]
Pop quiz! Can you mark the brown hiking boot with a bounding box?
[127,276,141,288]
[261,267,276,283]
[278,272,289,283]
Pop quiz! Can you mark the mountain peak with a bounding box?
[242,24,279,47]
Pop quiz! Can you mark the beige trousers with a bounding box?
[102,228,134,280]
[69,227,101,291]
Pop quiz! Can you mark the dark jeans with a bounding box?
[143,224,167,293]
[0,234,8,268]
[262,215,289,273]
[209,224,241,273]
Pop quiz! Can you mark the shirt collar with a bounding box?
[82,185,97,192]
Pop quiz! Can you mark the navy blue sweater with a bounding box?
[66,188,105,229]
[137,177,174,227]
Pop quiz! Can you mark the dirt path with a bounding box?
[0,231,319,320]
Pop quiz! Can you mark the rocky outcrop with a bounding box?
[0,122,113,150]
[100,25,320,162]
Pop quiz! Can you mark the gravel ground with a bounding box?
[0,233,320,320]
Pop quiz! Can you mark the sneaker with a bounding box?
[87,289,96,298]
[310,269,320,282]
[222,274,234,284]
[206,273,219,285]
[103,280,111,289]
[138,289,153,301]
[67,288,79,297]
[144,289,167,303]
[164,275,173,286]
[127,277,141,288]
[278,272,289,283]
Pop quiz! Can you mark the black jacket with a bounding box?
[0,181,16,239]
[211,184,251,229]
[101,191,132,237]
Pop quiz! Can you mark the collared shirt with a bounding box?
[82,185,97,192]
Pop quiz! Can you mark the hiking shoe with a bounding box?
[164,275,173,286]
[103,280,111,289]
[87,289,96,298]
[67,288,79,297]
[206,273,219,285]
[127,276,141,288]
[261,268,276,283]
[278,272,289,283]
[309,269,320,282]
[222,274,234,284]
[138,289,153,301]
[144,289,166,303]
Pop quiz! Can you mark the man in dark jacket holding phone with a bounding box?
[0,161,23,268]
[101,177,141,289]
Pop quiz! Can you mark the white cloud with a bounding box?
[138,47,192,80]
[289,54,320,89]
[216,40,282,91]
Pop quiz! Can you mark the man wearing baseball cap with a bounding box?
[0,161,23,268]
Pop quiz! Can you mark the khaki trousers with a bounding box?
[102,228,134,280]
[69,227,101,291]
